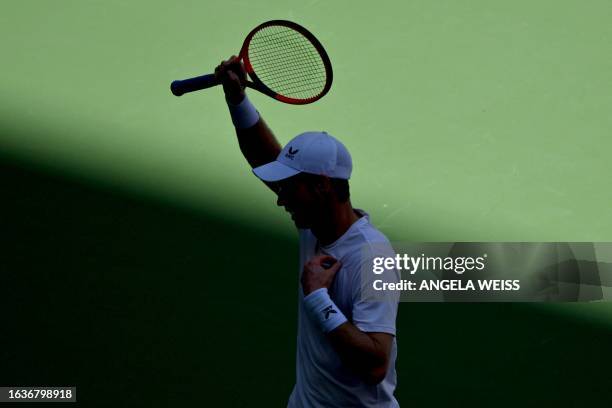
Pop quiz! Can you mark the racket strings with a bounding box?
[249,29,325,90]
[252,53,322,81]
[257,66,327,90]
[253,52,325,94]
[262,77,327,95]
[248,25,328,100]
[251,27,323,72]
[256,64,325,92]
[252,49,323,78]
[250,41,322,67]
[249,31,322,59]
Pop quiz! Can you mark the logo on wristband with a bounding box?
[322,305,337,320]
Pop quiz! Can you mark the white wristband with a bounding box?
[303,288,348,333]
[227,94,260,129]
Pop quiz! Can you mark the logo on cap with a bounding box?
[285,147,299,160]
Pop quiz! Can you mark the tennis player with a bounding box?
[215,57,400,408]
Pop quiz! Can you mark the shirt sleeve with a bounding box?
[350,249,400,335]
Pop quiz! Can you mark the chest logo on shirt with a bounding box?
[322,305,337,320]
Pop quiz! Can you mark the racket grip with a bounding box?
[171,74,220,96]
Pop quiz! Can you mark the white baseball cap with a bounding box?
[252,131,352,182]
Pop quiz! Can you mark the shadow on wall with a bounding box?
[2,153,612,407]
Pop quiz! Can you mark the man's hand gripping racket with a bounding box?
[214,57,248,105]
[170,20,333,105]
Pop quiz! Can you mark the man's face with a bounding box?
[276,174,324,228]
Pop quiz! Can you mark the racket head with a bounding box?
[239,20,333,105]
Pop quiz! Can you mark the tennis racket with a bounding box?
[170,20,333,105]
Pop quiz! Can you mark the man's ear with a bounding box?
[316,176,334,197]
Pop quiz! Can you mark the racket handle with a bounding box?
[171,74,220,96]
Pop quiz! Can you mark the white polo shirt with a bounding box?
[287,211,400,408]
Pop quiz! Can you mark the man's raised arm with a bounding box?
[214,56,282,176]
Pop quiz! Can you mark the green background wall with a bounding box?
[2,0,611,406]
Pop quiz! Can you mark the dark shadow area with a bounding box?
[2,153,612,407]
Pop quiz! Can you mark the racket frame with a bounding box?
[240,20,333,105]
[170,20,333,104]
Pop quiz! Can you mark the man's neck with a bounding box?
[312,202,361,247]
